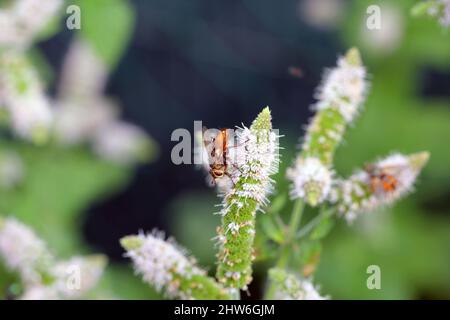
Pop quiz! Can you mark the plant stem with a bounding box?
[264,199,304,299]
[287,199,305,239]
[295,207,334,240]
[272,211,286,230]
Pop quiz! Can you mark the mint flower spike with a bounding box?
[268,268,328,300]
[49,255,107,299]
[216,107,279,290]
[331,152,430,222]
[0,217,54,286]
[0,217,106,299]
[0,0,63,49]
[120,232,232,300]
[287,48,368,207]
[0,52,53,144]
[20,254,107,300]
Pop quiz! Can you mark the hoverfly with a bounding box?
[364,163,401,196]
[202,127,237,185]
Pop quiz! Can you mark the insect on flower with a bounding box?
[364,163,403,196]
[202,127,237,185]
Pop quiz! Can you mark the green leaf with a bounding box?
[299,240,322,263]
[259,214,284,244]
[0,141,130,256]
[267,193,287,214]
[293,240,322,277]
[253,232,278,262]
[77,0,135,69]
[310,216,335,240]
[0,263,22,300]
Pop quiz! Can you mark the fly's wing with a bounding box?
[203,128,225,165]
[212,130,225,162]
[380,164,408,176]
[366,162,408,177]
[202,127,215,165]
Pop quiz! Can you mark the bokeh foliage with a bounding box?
[0,0,159,299]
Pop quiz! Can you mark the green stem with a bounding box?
[272,211,286,231]
[264,199,304,299]
[287,199,304,238]
[295,207,334,240]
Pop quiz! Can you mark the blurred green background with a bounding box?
[1,0,449,299]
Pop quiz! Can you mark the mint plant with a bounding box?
[121,232,231,300]
[0,0,433,300]
[121,48,429,300]
[0,217,105,299]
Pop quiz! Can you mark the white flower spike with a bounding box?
[269,268,328,300]
[0,52,53,143]
[288,48,368,206]
[331,152,430,222]
[51,255,107,299]
[287,157,332,206]
[0,217,106,299]
[215,107,280,289]
[121,231,231,300]
[0,217,53,286]
[0,0,63,49]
